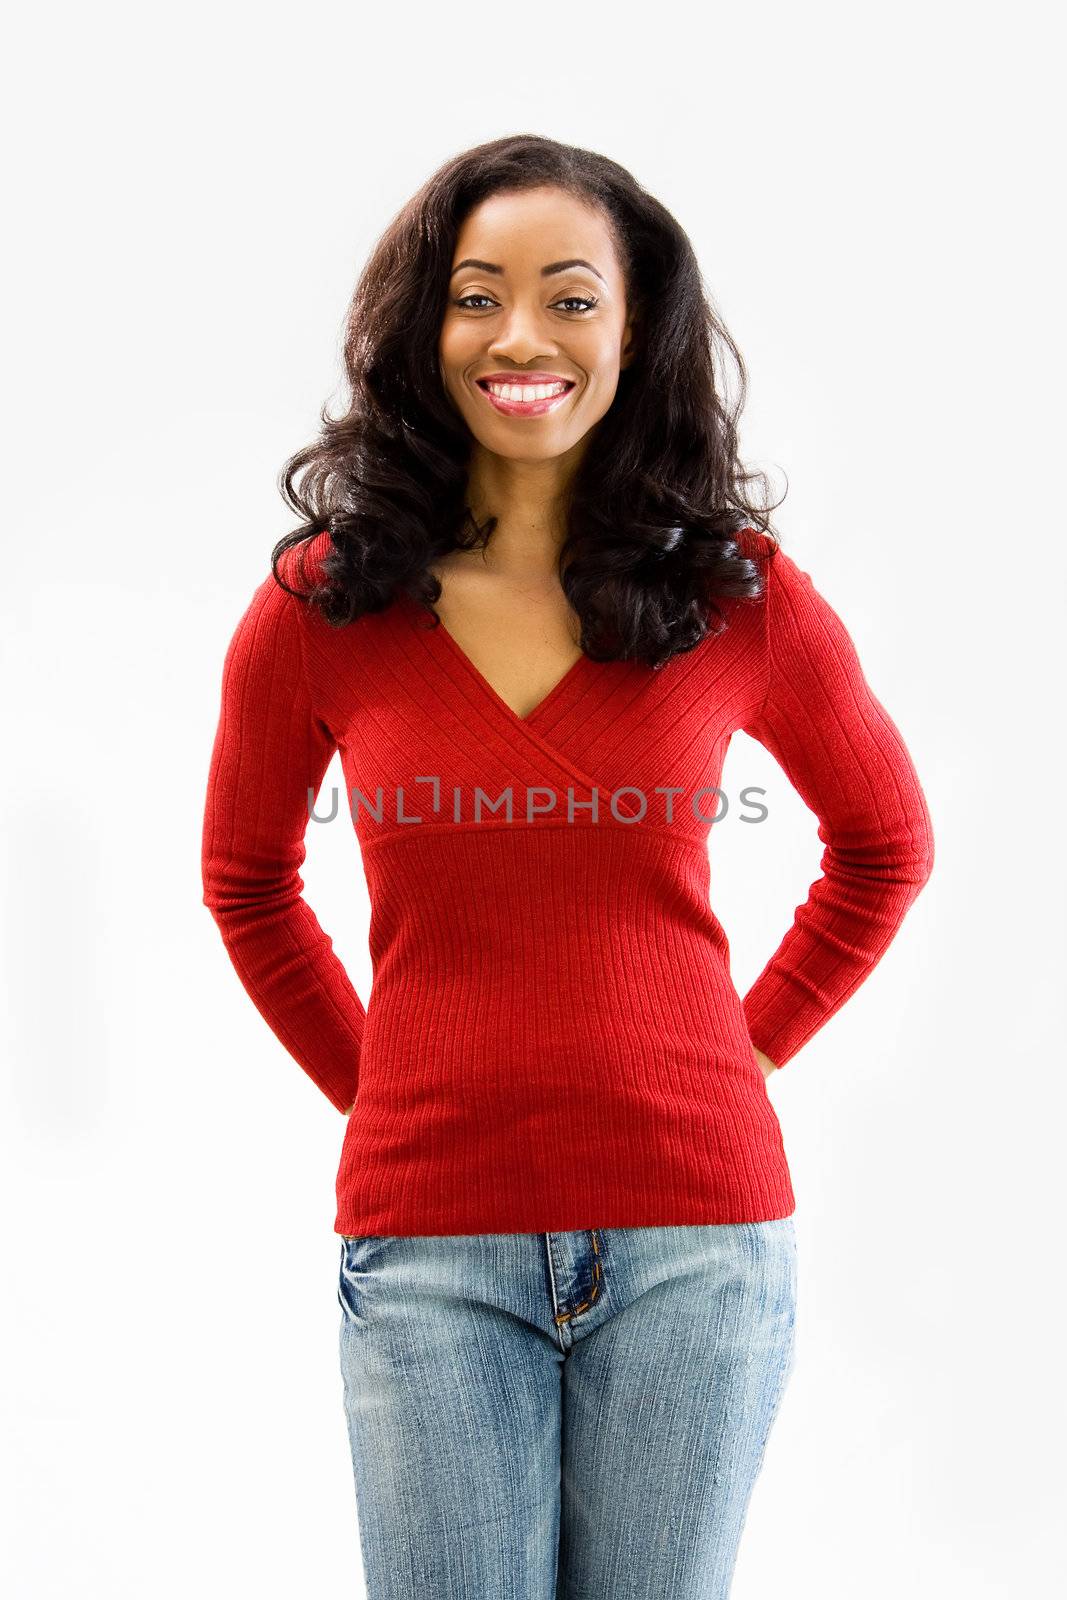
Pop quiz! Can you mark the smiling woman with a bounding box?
[437,186,641,560]
[263,133,780,663]
[200,132,934,1600]
[440,199,635,459]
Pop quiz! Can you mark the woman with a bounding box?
[201,134,934,1598]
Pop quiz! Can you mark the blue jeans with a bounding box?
[338,1220,797,1599]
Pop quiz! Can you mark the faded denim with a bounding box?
[338,1219,797,1598]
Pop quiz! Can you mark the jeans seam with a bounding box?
[552,1230,603,1326]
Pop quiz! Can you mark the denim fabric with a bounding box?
[338,1220,797,1598]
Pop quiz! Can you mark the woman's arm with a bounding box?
[740,542,935,1069]
[200,570,366,1112]
[752,1046,779,1079]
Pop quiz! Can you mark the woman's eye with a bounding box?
[452,294,598,314]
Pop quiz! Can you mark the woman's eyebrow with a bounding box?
[450,257,606,284]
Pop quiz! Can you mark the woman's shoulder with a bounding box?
[733,524,781,577]
[274,528,334,595]
[733,527,823,611]
[220,532,340,674]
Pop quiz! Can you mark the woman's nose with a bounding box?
[487,307,558,362]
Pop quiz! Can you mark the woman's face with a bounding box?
[438,184,637,466]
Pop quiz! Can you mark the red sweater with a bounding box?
[201,529,934,1235]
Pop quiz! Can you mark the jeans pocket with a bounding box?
[338,1235,382,1319]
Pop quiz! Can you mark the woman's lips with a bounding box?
[475,377,577,417]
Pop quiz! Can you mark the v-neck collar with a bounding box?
[396,589,599,732]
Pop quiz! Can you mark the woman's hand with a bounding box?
[752,1047,779,1080]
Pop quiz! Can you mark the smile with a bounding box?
[475,378,576,417]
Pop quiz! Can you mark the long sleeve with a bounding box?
[739,544,935,1067]
[201,569,366,1112]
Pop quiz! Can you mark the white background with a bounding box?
[3,1,1063,1594]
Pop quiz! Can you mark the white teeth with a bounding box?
[484,381,570,403]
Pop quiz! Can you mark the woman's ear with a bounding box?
[620,310,640,371]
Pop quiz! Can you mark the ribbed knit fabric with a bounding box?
[201,528,934,1235]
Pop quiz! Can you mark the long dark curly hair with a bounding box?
[271,132,785,668]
